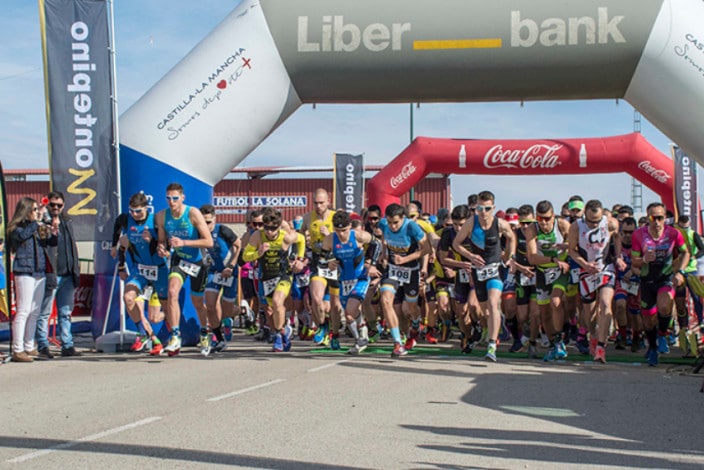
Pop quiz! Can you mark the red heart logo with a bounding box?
[217,80,227,89]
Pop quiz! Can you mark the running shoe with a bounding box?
[404,336,417,351]
[347,341,367,355]
[593,345,606,363]
[657,335,670,354]
[485,342,497,362]
[148,339,163,356]
[359,325,369,344]
[313,324,329,345]
[164,335,182,357]
[509,338,524,353]
[283,325,293,352]
[614,335,626,350]
[589,337,598,356]
[212,340,228,353]
[555,341,568,359]
[540,332,550,348]
[266,329,276,343]
[299,325,309,341]
[668,332,678,346]
[254,327,268,341]
[131,335,151,352]
[527,344,539,359]
[543,348,556,362]
[330,335,340,350]
[246,324,260,336]
[391,342,408,357]
[199,334,212,357]
[647,348,658,367]
[272,332,284,352]
[425,328,439,344]
[576,338,590,355]
[223,317,233,342]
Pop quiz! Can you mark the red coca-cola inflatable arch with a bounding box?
[367,133,673,211]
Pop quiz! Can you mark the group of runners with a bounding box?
[112,184,704,367]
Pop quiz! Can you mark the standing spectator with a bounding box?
[8,197,56,362]
[36,191,82,358]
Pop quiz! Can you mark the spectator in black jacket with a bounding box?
[35,191,82,358]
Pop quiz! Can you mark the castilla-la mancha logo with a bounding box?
[390,162,416,189]
[638,160,671,183]
[483,144,563,169]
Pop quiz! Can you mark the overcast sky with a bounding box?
[1,0,699,213]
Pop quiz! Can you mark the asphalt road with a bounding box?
[1,335,703,469]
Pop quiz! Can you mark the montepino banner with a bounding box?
[39,0,116,241]
[333,153,364,214]
[673,146,699,231]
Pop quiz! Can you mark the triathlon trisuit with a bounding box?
[333,230,369,304]
[467,215,503,302]
[631,225,687,313]
[121,212,168,300]
[535,220,569,305]
[164,205,208,293]
[615,242,641,312]
[379,217,425,302]
[257,229,297,303]
[576,216,615,302]
[204,223,239,301]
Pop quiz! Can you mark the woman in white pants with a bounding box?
[7,197,55,363]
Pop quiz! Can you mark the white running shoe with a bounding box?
[164,335,182,357]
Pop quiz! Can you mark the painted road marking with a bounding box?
[7,417,163,463]
[307,359,351,373]
[206,378,286,402]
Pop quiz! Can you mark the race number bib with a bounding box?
[178,259,201,277]
[295,272,310,287]
[621,279,640,296]
[458,269,471,284]
[581,271,615,294]
[213,272,234,287]
[262,277,280,296]
[137,264,158,281]
[341,279,357,297]
[543,267,562,285]
[318,267,338,280]
[389,264,412,284]
[475,263,500,282]
[570,268,580,284]
[519,273,536,286]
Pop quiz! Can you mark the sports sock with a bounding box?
[135,321,147,336]
[390,327,402,344]
[348,320,359,340]
[646,327,657,350]
[213,326,224,342]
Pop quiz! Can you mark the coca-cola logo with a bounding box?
[638,160,671,184]
[483,144,563,169]
[390,162,417,189]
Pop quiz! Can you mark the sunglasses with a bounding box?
[129,207,145,214]
[204,219,215,225]
[536,215,553,222]
[49,202,64,209]
[165,195,181,202]
[251,222,263,228]
[368,216,379,221]
[476,205,493,213]
[263,225,280,231]
[649,215,665,222]
[585,218,601,225]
